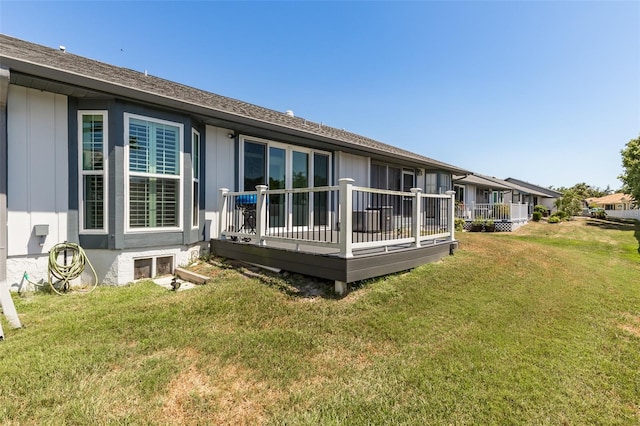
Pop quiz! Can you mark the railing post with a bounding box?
[256,185,268,246]
[446,190,456,241]
[218,188,229,239]
[339,178,354,258]
[410,188,422,248]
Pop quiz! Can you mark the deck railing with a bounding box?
[456,202,529,222]
[219,179,456,258]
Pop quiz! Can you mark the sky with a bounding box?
[1,1,638,191]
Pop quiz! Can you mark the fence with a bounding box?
[605,210,640,220]
[219,179,455,257]
[456,202,529,222]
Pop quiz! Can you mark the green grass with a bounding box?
[1,218,639,424]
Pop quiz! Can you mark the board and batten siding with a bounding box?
[204,125,235,239]
[7,85,68,257]
[335,151,369,186]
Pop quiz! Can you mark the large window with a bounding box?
[125,114,183,231]
[78,111,108,233]
[192,129,200,228]
[370,162,415,216]
[240,136,331,228]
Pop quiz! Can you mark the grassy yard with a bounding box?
[1,218,639,425]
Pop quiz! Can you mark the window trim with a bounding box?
[78,110,108,235]
[238,135,332,191]
[124,113,184,233]
[191,128,200,229]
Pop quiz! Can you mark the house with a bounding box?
[586,193,639,220]
[503,178,562,213]
[0,34,469,294]
[453,173,529,231]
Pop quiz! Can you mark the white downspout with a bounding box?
[0,67,22,335]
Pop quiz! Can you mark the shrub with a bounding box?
[552,211,569,220]
[532,211,542,222]
[454,218,465,232]
[548,216,561,224]
[534,205,548,216]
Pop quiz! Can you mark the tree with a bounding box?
[555,189,583,217]
[619,136,640,203]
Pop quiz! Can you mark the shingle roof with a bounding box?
[586,193,634,205]
[504,178,562,197]
[453,174,512,190]
[0,33,469,174]
[455,173,558,197]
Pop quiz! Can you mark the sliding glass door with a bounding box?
[241,137,331,232]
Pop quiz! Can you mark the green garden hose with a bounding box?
[48,242,98,295]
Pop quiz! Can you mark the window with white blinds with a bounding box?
[125,114,183,231]
[78,111,108,233]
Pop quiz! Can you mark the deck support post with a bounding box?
[338,178,354,258]
[410,188,422,248]
[256,185,268,246]
[446,190,456,242]
[218,188,229,239]
[335,280,348,296]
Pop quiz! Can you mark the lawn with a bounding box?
[1,218,639,425]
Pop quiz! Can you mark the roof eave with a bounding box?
[1,54,468,174]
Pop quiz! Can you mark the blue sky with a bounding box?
[1,1,638,190]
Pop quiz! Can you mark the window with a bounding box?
[370,162,414,215]
[192,129,200,228]
[78,111,108,233]
[125,113,183,231]
[239,136,331,228]
[454,185,465,206]
[491,191,504,204]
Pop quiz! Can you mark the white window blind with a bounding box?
[126,114,182,230]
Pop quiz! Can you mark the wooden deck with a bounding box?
[210,237,457,284]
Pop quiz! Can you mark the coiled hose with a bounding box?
[48,242,98,295]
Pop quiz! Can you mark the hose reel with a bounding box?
[47,242,98,295]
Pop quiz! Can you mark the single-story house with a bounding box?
[585,193,638,220]
[0,34,470,294]
[453,173,529,231]
[503,178,562,213]
[586,193,635,211]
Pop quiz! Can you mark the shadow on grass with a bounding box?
[211,257,341,299]
[585,217,640,254]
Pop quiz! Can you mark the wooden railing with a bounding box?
[456,202,529,222]
[218,179,456,258]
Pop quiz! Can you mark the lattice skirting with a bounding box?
[463,219,528,232]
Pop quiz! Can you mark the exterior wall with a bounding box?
[204,125,235,239]
[539,197,557,212]
[335,151,369,186]
[8,243,204,290]
[465,184,476,205]
[7,86,69,257]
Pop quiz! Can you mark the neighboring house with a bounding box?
[586,193,635,211]
[453,173,529,231]
[0,34,469,294]
[503,178,562,213]
[586,193,639,220]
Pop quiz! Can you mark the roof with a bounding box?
[454,173,553,197]
[453,174,512,190]
[586,193,634,205]
[504,178,562,197]
[0,34,469,174]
